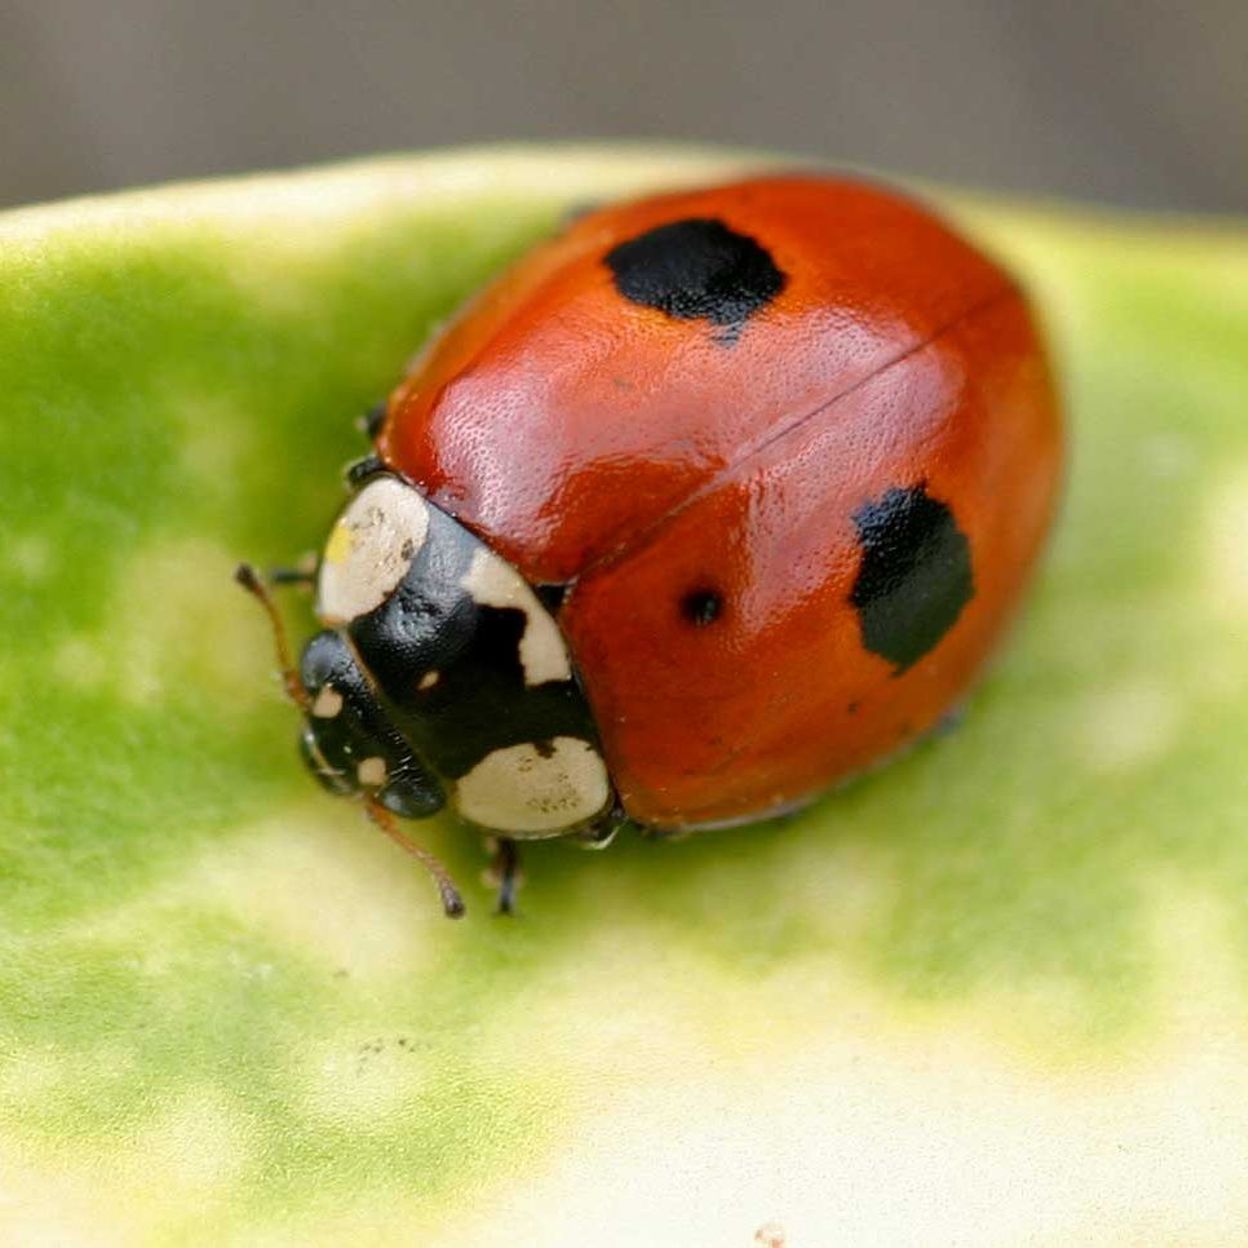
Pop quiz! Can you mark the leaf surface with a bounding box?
[2,145,1247,1245]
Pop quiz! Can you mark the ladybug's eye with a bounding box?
[681,588,723,627]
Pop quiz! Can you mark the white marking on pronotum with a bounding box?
[311,685,344,718]
[460,547,572,686]
[317,476,429,626]
[454,738,610,835]
[356,756,387,788]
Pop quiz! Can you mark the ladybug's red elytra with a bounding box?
[238,173,1063,917]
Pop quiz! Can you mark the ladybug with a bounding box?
[238,173,1062,917]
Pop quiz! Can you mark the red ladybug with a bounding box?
[239,173,1062,917]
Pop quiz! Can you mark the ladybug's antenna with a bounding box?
[237,561,465,920]
[365,797,466,918]
[234,562,311,712]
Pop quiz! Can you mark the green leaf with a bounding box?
[2,145,1247,1244]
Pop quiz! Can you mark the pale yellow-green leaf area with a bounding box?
[1,146,1247,1246]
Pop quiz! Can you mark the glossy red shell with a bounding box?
[377,175,1062,829]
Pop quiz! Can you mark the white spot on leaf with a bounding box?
[52,634,109,690]
[1076,682,1178,773]
[7,534,52,581]
[298,1034,428,1129]
[178,811,447,976]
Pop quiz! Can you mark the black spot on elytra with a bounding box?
[605,218,785,335]
[850,485,974,672]
[681,588,723,627]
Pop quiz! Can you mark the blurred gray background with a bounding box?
[2,0,1244,213]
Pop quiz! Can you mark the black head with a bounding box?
[297,630,444,819]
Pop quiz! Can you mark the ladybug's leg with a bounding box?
[267,562,317,587]
[559,200,601,228]
[357,401,387,440]
[575,801,629,849]
[485,837,521,916]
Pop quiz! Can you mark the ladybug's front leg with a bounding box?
[267,563,317,587]
[485,837,521,916]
